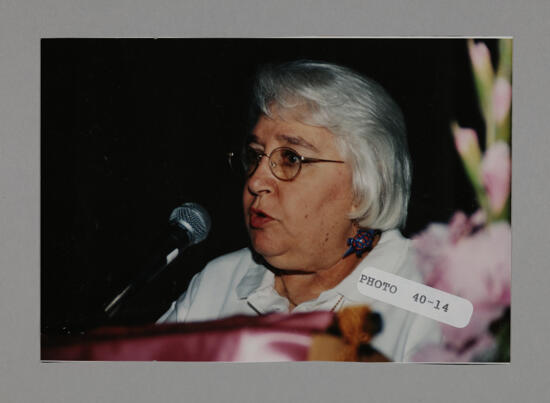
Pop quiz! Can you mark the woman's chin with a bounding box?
[253,246,310,271]
[251,241,284,261]
[250,239,289,267]
[249,232,319,270]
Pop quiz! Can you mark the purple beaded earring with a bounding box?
[343,228,381,258]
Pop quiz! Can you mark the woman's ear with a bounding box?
[348,195,362,218]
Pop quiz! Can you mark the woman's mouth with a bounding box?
[249,208,274,228]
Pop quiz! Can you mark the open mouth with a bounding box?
[250,208,274,228]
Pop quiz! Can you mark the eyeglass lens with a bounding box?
[243,147,301,180]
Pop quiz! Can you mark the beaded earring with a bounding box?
[342,228,381,258]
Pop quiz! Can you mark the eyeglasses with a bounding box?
[228,146,345,181]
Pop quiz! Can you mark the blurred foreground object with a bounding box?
[42,306,387,362]
[309,305,387,362]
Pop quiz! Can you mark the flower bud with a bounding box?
[492,77,512,124]
[468,40,495,122]
[452,124,485,209]
[482,142,511,214]
[453,124,482,168]
[468,40,494,83]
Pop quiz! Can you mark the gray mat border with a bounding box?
[1,1,549,402]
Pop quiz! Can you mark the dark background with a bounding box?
[42,39,492,334]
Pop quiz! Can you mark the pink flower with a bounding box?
[448,210,475,242]
[437,222,511,306]
[413,217,511,350]
[412,211,479,281]
[412,332,496,362]
[440,305,505,349]
[482,142,511,214]
[411,222,450,280]
[492,77,512,124]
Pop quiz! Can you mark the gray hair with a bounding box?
[251,60,412,230]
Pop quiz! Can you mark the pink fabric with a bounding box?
[42,311,334,362]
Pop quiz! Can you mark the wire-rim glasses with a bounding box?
[228,146,345,181]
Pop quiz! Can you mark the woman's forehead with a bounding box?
[250,115,337,153]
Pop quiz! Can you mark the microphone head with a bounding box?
[169,202,211,245]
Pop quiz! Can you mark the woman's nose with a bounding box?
[246,155,276,195]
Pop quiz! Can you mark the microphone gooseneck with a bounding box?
[103,202,211,318]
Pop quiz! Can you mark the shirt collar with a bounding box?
[235,255,271,299]
[235,257,290,314]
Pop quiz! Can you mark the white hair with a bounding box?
[251,60,412,230]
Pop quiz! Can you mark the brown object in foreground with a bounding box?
[308,305,390,362]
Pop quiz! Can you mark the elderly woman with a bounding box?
[159,60,440,361]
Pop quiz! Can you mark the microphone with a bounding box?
[104,202,211,318]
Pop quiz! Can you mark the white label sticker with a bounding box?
[357,266,473,328]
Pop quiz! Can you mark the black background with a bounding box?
[42,39,492,334]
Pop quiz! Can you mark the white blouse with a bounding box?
[158,229,442,362]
